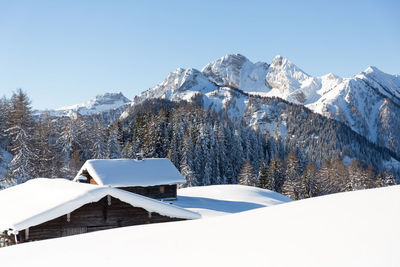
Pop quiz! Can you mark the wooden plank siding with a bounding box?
[16,196,184,243]
[78,171,178,200]
[118,185,177,200]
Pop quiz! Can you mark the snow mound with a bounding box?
[2,185,399,266]
[175,184,291,217]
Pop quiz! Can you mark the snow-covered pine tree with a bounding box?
[0,97,10,171]
[57,115,80,170]
[167,121,183,169]
[329,157,348,192]
[198,124,212,186]
[90,119,108,159]
[180,129,197,186]
[193,124,205,186]
[231,129,244,184]
[300,162,318,198]
[365,165,376,189]
[384,171,396,186]
[374,172,385,187]
[266,156,284,192]
[210,124,221,184]
[256,160,268,189]
[107,125,122,159]
[282,151,302,199]
[238,158,256,186]
[5,89,37,185]
[347,160,371,191]
[317,159,333,195]
[217,124,233,184]
[0,97,10,147]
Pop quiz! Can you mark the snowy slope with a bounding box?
[175,184,291,217]
[122,54,400,156]
[1,185,399,267]
[35,92,130,117]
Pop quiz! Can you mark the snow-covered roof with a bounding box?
[73,158,186,187]
[0,178,200,233]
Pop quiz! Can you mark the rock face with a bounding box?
[122,54,400,158]
[201,54,270,92]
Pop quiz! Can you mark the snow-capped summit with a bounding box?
[355,66,400,101]
[132,67,217,105]
[265,55,310,91]
[201,54,270,92]
[35,92,131,117]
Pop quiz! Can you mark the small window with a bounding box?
[160,186,165,194]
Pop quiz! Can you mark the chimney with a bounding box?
[135,152,144,161]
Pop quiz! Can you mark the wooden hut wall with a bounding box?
[17,196,184,243]
[118,184,177,199]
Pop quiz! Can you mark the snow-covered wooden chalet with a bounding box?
[74,158,185,200]
[0,178,200,247]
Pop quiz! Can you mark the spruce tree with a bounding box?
[180,130,197,186]
[266,156,284,192]
[238,158,256,186]
[300,162,318,198]
[5,89,37,185]
[282,151,302,199]
[256,160,268,189]
[384,171,396,186]
[107,125,122,159]
[90,120,107,159]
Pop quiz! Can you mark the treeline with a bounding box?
[248,152,396,200]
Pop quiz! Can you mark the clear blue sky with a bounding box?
[0,0,399,109]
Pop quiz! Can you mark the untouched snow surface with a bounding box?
[175,184,291,217]
[1,185,399,266]
[74,158,186,186]
[0,178,199,232]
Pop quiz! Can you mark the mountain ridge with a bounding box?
[34,92,130,117]
[122,54,400,157]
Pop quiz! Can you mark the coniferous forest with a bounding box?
[0,89,398,199]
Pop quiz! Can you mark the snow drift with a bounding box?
[1,185,399,267]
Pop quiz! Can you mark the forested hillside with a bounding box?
[1,89,397,199]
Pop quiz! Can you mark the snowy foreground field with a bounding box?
[175,184,291,217]
[1,185,399,267]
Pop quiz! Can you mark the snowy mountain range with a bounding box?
[35,92,130,117]
[123,54,400,156]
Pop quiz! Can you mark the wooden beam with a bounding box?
[25,228,30,241]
